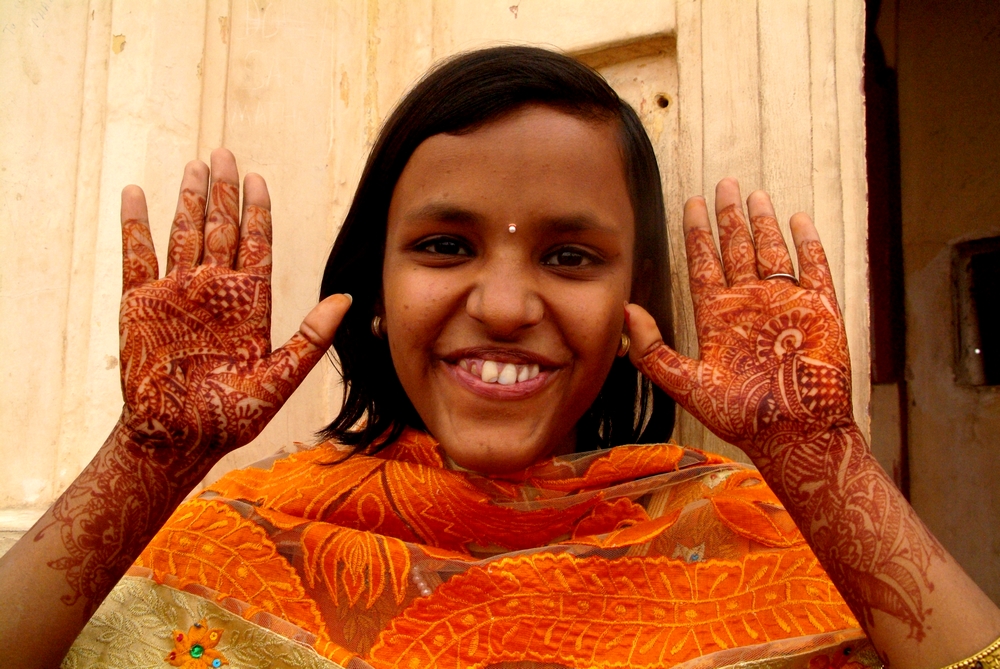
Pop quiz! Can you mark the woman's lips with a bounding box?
[458,358,540,384]
[445,359,552,399]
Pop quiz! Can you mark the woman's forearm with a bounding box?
[753,423,1000,668]
[0,420,213,668]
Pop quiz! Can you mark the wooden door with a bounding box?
[417,1,867,461]
[0,0,867,542]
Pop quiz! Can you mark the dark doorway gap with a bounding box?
[866,0,910,499]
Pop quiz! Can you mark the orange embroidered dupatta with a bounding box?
[128,430,876,669]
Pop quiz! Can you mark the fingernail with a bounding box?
[343,293,353,305]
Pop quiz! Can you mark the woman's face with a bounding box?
[383,105,635,474]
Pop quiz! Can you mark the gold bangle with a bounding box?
[941,635,1000,669]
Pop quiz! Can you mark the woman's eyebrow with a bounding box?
[406,203,480,225]
[540,214,618,235]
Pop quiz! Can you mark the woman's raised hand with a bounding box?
[626,178,853,460]
[119,149,351,465]
[0,150,352,668]
[627,181,1000,666]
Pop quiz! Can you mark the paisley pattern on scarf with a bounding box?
[370,550,854,668]
[120,430,869,668]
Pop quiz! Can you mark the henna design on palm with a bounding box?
[644,205,853,451]
[38,152,342,614]
[119,186,319,461]
[633,185,944,641]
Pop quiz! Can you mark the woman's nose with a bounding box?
[465,260,544,337]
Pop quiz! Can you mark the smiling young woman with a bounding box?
[318,46,675,464]
[1,45,999,669]
[383,106,635,472]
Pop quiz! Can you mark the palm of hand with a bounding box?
[683,230,851,451]
[116,175,317,461]
[119,262,278,454]
[639,192,854,458]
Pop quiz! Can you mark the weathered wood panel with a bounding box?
[672,0,869,461]
[0,0,868,536]
[1,0,94,511]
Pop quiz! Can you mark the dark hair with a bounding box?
[319,45,674,452]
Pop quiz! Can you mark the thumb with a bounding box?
[625,302,666,363]
[299,293,353,349]
[257,293,353,403]
[625,303,701,395]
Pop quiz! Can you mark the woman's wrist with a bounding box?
[747,419,867,479]
[749,419,884,535]
[37,417,216,616]
[113,410,225,484]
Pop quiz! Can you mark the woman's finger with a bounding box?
[120,185,158,292]
[625,303,701,396]
[165,160,209,274]
[203,148,241,267]
[236,173,273,275]
[747,190,795,280]
[683,197,726,306]
[790,212,838,303]
[715,178,757,285]
[255,293,353,404]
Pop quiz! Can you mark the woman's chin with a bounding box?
[436,426,574,475]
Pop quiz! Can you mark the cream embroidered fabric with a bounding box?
[62,576,345,669]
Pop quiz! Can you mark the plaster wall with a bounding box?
[895,0,1000,602]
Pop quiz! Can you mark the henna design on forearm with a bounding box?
[759,423,946,641]
[36,427,188,615]
[38,186,324,614]
[640,227,945,641]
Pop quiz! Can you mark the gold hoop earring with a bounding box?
[617,332,630,357]
[371,315,386,339]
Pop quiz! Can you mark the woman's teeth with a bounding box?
[457,359,541,385]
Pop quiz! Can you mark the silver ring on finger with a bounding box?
[763,272,798,283]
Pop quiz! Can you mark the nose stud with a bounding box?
[508,224,517,234]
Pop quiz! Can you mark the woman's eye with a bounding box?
[542,248,595,267]
[418,237,470,256]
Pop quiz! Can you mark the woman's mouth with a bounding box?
[457,358,541,385]
[443,354,554,399]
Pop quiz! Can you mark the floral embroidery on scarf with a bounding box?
[166,619,228,668]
